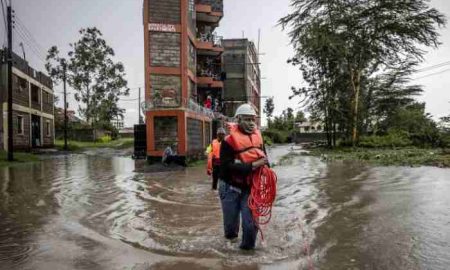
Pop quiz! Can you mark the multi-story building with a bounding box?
[0,50,55,150]
[143,0,224,161]
[222,39,261,125]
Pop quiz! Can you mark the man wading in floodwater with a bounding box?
[218,103,268,250]
[207,127,227,190]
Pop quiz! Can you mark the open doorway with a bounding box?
[31,115,41,147]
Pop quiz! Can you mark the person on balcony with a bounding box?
[204,95,212,109]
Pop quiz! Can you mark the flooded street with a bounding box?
[1,145,449,269]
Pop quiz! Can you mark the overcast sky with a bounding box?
[2,0,449,127]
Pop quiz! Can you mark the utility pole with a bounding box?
[7,4,13,161]
[138,87,142,124]
[62,61,68,150]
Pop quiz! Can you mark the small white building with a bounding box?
[296,121,325,133]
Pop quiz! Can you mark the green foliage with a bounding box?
[383,103,441,147]
[359,131,412,148]
[307,147,450,168]
[262,133,273,146]
[46,27,129,126]
[97,135,112,143]
[55,138,133,151]
[263,129,289,144]
[280,0,446,146]
[0,151,40,167]
[263,97,275,119]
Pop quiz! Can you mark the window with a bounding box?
[17,115,24,135]
[46,120,51,137]
[31,84,40,103]
[18,76,27,92]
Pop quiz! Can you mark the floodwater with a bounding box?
[0,145,449,270]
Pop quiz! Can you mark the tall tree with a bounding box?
[263,97,275,119]
[263,97,275,127]
[47,27,129,127]
[280,0,446,146]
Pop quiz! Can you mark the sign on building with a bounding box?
[149,23,176,32]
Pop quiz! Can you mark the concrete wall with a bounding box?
[13,111,30,150]
[42,117,54,146]
[149,0,181,24]
[154,116,178,151]
[42,91,53,114]
[150,74,182,107]
[12,74,30,107]
[187,118,203,154]
[149,32,181,67]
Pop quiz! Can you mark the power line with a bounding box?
[13,28,46,64]
[14,16,47,55]
[413,67,450,80]
[416,60,450,73]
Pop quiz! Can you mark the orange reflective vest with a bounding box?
[207,139,222,172]
[225,124,266,164]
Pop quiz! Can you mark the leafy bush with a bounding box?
[262,134,273,146]
[263,129,288,144]
[97,135,112,143]
[359,131,412,148]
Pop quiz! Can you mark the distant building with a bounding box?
[112,118,125,130]
[0,49,55,150]
[222,38,261,124]
[297,121,325,133]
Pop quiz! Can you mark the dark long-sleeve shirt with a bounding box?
[219,137,267,190]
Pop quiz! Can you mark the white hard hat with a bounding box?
[234,103,257,117]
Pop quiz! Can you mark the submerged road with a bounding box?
[0,145,449,269]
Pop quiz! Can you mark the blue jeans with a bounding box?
[218,180,258,250]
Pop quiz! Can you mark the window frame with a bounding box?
[17,115,24,135]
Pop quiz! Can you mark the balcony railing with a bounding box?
[197,32,223,47]
[142,97,232,120]
[195,0,223,13]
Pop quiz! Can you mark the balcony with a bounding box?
[197,56,224,88]
[142,97,221,119]
[195,0,223,23]
[196,32,223,56]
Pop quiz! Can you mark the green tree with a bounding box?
[383,103,440,146]
[280,0,446,146]
[295,110,306,123]
[46,27,129,127]
[264,97,275,127]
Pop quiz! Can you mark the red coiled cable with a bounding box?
[248,165,277,240]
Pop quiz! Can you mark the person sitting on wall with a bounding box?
[162,143,186,167]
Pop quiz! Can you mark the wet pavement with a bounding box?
[0,145,449,269]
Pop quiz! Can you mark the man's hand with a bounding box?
[252,158,268,170]
[207,169,212,175]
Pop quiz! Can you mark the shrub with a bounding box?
[262,134,273,146]
[97,135,112,143]
[263,129,288,144]
[359,131,412,148]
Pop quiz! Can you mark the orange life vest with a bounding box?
[225,124,266,163]
[207,139,222,172]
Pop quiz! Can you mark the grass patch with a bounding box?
[0,151,40,167]
[55,138,134,152]
[305,147,450,167]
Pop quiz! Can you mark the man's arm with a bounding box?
[220,140,252,176]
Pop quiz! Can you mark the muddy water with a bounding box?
[0,146,449,270]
